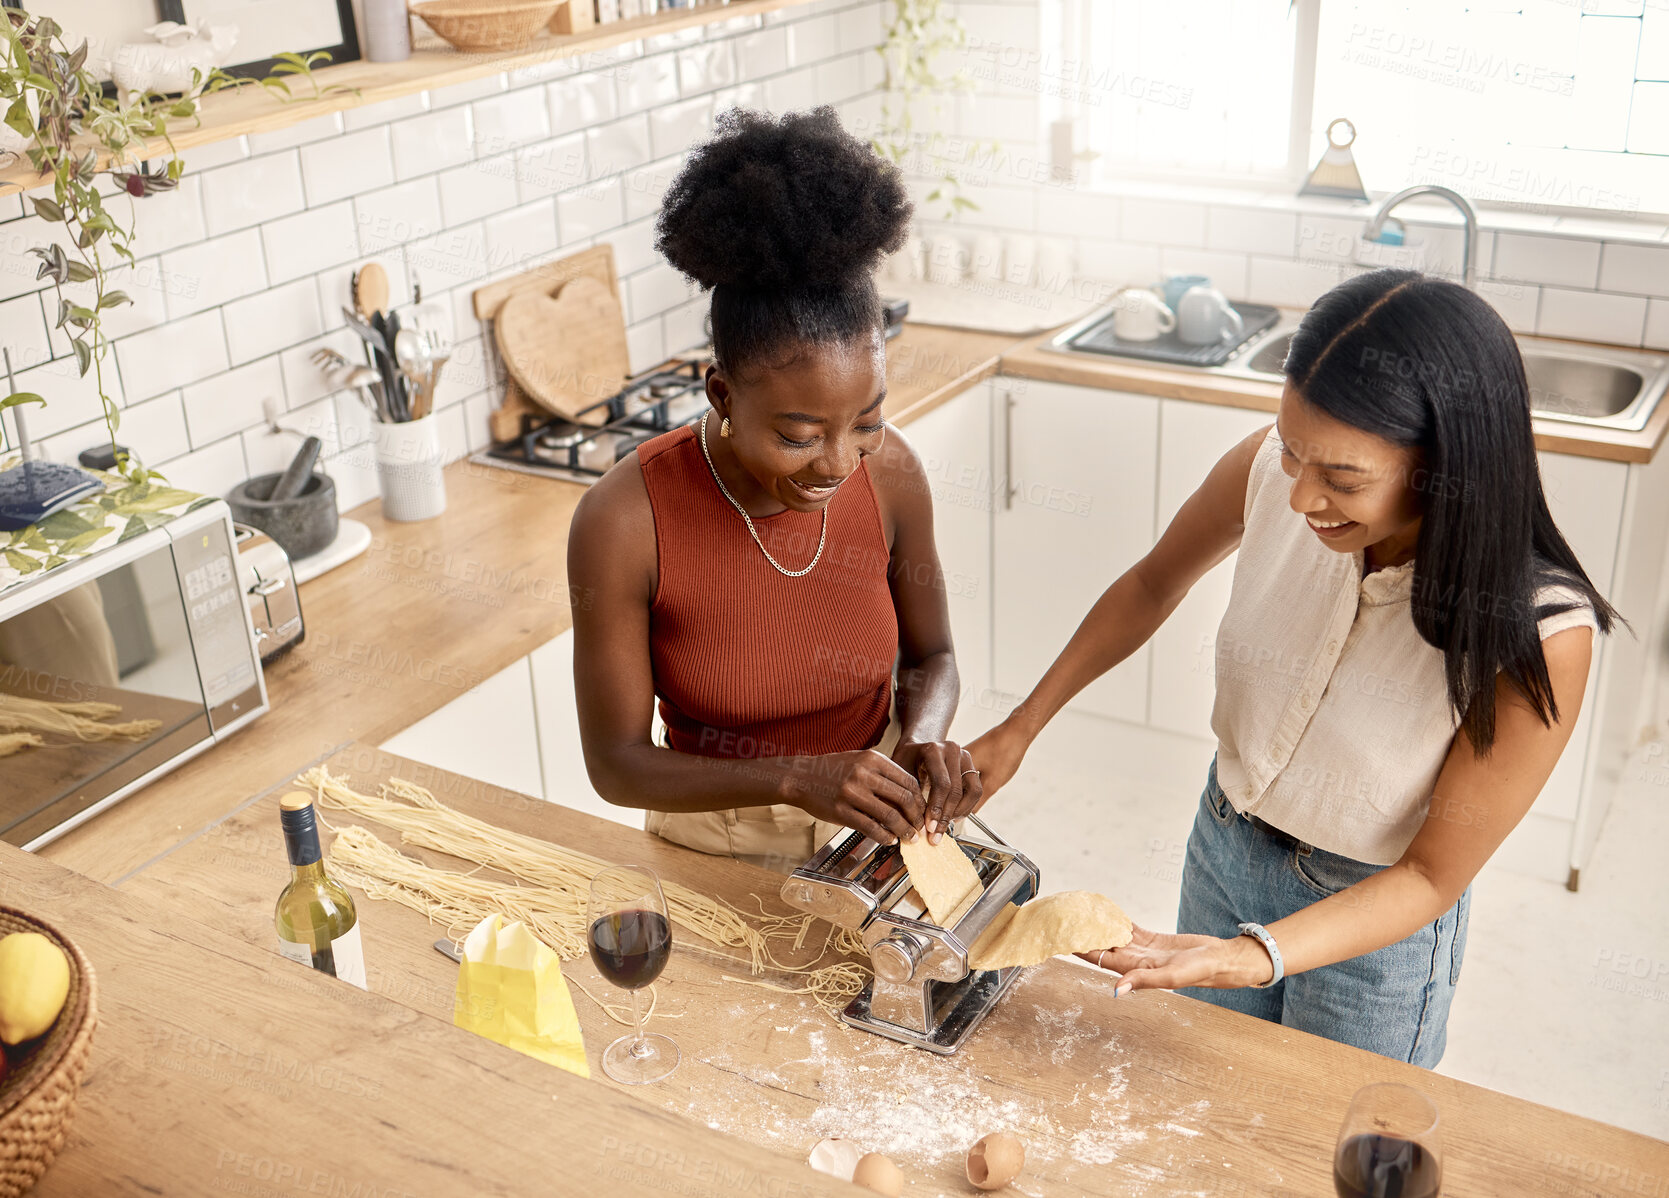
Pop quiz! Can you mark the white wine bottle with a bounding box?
[274,791,367,989]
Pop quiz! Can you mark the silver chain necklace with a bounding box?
[698,412,827,578]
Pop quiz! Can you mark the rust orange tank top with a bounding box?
[638,424,897,759]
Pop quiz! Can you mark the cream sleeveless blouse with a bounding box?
[1210,427,1600,865]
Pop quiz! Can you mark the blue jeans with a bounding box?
[1176,758,1471,1068]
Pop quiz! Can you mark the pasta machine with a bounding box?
[779,815,1039,1054]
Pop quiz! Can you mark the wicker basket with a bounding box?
[0,910,97,1198]
[413,0,562,52]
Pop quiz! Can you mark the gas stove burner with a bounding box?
[534,420,589,451]
[477,357,713,485]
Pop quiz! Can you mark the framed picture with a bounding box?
[8,0,174,85]
[11,0,359,84]
[159,0,360,78]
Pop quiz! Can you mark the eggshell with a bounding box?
[807,1138,864,1182]
[851,1152,904,1197]
[966,1132,1025,1190]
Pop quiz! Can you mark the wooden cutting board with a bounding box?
[493,275,630,426]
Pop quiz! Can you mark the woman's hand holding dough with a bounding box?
[893,740,982,842]
[1078,924,1276,995]
[789,749,925,846]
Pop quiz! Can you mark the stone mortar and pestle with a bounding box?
[227,436,338,560]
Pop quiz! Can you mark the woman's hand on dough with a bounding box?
[892,739,982,842]
[1077,924,1276,995]
[789,749,925,846]
[965,718,1029,807]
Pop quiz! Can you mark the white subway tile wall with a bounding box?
[13,0,1666,500]
[5,0,882,497]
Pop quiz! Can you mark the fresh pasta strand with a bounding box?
[0,693,160,741]
[301,767,870,1018]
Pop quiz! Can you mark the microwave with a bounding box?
[0,498,267,849]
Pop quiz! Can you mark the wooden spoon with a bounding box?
[354,262,390,321]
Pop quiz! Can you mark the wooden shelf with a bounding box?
[0,0,814,196]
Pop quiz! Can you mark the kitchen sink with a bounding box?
[1207,326,1669,433]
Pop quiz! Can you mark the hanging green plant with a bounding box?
[0,11,350,486]
[870,0,1000,223]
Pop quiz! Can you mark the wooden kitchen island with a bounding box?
[79,743,1666,1198]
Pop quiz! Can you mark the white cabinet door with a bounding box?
[529,631,642,829]
[897,382,994,736]
[991,377,1159,724]
[380,657,544,799]
[1532,451,1627,824]
[1148,400,1274,740]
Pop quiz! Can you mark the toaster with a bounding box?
[235,523,305,661]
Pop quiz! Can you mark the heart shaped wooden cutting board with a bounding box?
[494,275,629,425]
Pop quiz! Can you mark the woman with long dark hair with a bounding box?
[971,268,1618,1064]
[567,107,984,872]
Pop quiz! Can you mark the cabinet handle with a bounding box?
[1002,390,1015,511]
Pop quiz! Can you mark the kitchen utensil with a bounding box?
[1157,273,1211,311]
[226,470,339,560]
[375,309,409,422]
[412,0,562,51]
[341,306,390,357]
[779,814,1039,1054]
[353,263,390,321]
[1332,1083,1443,1198]
[587,865,677,1084]
[494,275,629,425]
[269,435,322,503]
[435,938,463,964]
[1175,286,1245,346]
[1109,287,1176,342]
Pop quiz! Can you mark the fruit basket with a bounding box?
[0,910,97,1198]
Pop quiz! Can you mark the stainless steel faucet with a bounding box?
[1363,185,1479,290]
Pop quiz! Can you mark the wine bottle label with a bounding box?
[276,923,367,990]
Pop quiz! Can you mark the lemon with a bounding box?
[0,932,71,1044]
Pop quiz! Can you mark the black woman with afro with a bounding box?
[567,106,981,871]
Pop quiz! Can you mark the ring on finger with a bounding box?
[1095,949,1109,969]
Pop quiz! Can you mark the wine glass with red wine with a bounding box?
[1333,1083,1444,1198]
[587,864,678,1085]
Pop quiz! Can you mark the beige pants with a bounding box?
[645,706,902,875]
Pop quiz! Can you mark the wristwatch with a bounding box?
[1237,921,1284,989]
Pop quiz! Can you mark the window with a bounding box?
[1061,0,1669,214]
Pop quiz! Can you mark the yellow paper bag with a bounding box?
[454,913,589,1078]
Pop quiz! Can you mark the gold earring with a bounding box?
[719,416,731,438]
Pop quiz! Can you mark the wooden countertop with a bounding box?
[0,0,820,196]
[1,835,864,1198]
[998,325,1669,465]
[35,323,1018,884]
[110,743,1669,1197]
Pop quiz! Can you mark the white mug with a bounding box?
[1036,239,1074,290]
[1111,287,1176,342]
[925,234,968,285]
[1003,235,1038,287]
[970,232,1004,283]
[1175,286,1244,346]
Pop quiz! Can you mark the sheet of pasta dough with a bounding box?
[898,834,982,927]
[968,891,1134,970]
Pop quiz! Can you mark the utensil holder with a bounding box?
[372,414,446,522]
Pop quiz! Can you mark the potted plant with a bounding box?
[870,0,999,222]
[0,11,342,487]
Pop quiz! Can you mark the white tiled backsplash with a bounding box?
[7,0,1669,513]
[0,1,886,507]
